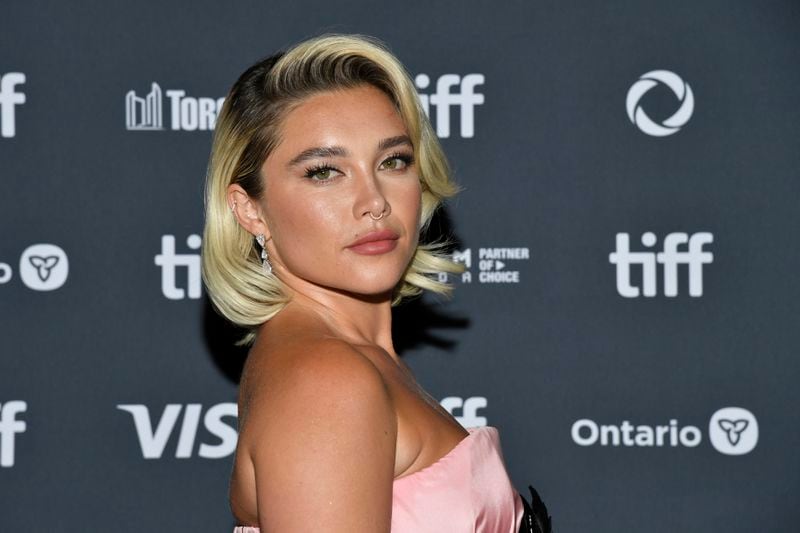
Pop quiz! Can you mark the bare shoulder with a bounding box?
[238,336,396,441]
[240,336,397,532]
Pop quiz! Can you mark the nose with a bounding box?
[352,168,391,220]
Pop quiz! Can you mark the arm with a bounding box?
[246,340,397,532]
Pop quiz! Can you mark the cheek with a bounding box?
[265,191,346,267]
[399,181,423,228]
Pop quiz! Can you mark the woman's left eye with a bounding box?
[380,153,414,171]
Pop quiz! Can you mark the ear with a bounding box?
[227,184,271,239]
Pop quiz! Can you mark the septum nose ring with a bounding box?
[368,207,388,220]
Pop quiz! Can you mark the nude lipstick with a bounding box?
[347,229,399,255]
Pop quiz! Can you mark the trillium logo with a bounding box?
[19,243,69,291]
[626,70,694,136]
[708,407,758,455]
[28,255,59,281]
[719,420,748,444]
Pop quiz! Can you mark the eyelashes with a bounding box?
[302,152,415,182]
[380,152,415,171]
[302,163,338,182]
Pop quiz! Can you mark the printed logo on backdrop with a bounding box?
[441,396,488,427]
[126,83,224,131]
[154,236,527,299]
[708,406,759,455]
[155,234,201,299]
[117,403,238,459]
[626,70,694,137]
[441,247,530,284]
[0,72,26,138]
[571,406,758,455]
[127,74,484,138]
[414,74,484,138]
[0,401,27,467]
[118,396,485,459]
[0,243,69,291]
[609,232,713,297]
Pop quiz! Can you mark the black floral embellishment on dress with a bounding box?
[518,484,552,533]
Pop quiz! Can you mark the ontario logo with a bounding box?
[571,406,758,455]
[708,406,758,455]
[0,243,69,291]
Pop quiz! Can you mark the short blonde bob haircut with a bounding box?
[202,33,464,346]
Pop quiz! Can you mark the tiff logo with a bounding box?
[415,74,484,138]
[0,72,26,138]
[125,82,224,131]
[155,234,201,300]
[0,401,27,467]
[609,232,713,297]
[117,403,237,459]
[441,396,487,428]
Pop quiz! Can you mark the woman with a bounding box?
[202,33,550,532]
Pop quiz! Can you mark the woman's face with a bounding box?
[254,84,422,299]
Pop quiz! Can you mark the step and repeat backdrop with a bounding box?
[1,1,798,532]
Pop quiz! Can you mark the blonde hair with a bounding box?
[202,33,464,346]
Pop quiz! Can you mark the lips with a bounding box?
[347,229,400,255]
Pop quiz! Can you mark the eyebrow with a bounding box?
[377,135,413,152]
[286,135,413,169]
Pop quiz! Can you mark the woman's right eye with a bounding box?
[303,164,337,182]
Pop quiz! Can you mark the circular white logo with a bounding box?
[626,70,694,136]
[19,243,69,291]
[708,407,758,455]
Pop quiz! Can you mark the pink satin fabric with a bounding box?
[234,425,524,532]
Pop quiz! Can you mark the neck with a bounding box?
[280,276,397,357]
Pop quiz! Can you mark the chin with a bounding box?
[349,279,403,298]
[336,270,406,298]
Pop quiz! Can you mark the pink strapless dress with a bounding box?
[233,425,524,532]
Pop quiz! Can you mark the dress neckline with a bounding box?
[393,425,496,484]
[234,426,501,531]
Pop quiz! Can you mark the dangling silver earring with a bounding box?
[255,233,273,274]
